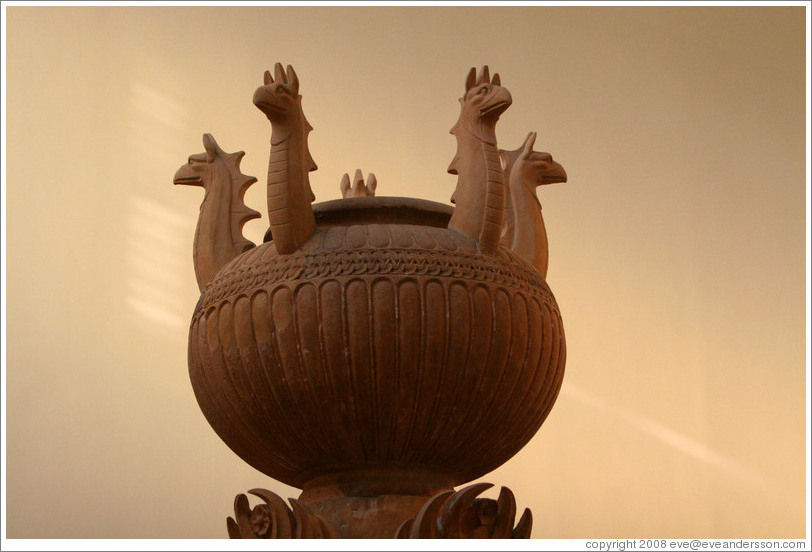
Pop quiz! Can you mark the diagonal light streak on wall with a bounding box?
[562,382,771,491]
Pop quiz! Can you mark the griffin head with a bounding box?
[506,132,568,188]
[173,133,226,187]
[460,66,512,122]
[252,63,301,122]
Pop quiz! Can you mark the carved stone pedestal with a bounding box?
[176,63,567,539]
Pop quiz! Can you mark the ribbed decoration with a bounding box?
[188,209,565,489]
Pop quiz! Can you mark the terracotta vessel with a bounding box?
[176,64,567,538]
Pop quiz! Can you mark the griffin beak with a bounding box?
[540,161,567,185]
[173,165,203,186]
[480,87,513,118]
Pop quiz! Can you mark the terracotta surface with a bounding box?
[177,64,568,538]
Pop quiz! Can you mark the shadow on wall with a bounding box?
[123,57,202,335]
[126,196,188,333]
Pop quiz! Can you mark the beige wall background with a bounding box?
[4,6,808,540]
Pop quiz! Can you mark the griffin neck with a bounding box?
[174,136,259,291]
[498,148,522,248]
[193,165,234,288]
[508,170,548,279]
[447,117,504,254]
[500,135,566,279]
[266,98,316,254]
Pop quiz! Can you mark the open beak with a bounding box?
[173,165,203,186]
[480,87,513,118]
[540,161,567,185]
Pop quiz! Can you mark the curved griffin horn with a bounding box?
[340,173,351,197]
[274,62,286,84]
[522,131,537,154]
[286,64,299,92]
[491,72,501,86]
[367,173,377,193]
[264,70,273,85]
[477,65,490,86]
[202,133,220,160]
[465,67,477,92]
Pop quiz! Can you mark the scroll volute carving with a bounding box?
[226,489,336,539]
[395,483,532,539]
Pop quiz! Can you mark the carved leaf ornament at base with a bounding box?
[226,489,336,539]
[395,483,532,539]
[227,484,531,539]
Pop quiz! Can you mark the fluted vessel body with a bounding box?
[187,197,565,490]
